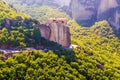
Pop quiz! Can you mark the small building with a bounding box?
[69,44,78,49]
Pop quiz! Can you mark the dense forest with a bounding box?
[1,0,120,80]
[0,0,60,49]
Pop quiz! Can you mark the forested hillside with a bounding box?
[0,0,60,49]
[1,20,120,79]
[1,0,120,80]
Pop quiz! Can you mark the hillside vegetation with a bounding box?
[0,0,40,48]
[1,0,120,80]
[0,0,60,48]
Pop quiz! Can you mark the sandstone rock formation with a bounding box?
[97,0,120,31]
[5,0,120,32]
[69,0,99,26]
[39,18,71,48]
[69,0,120,32]
[39,24,51,40]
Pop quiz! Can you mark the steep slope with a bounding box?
[1,20,120,79]
[97,0,120,32]
[0,0,60,49]
[2,0,119,56]
[69,0,99,26]
[0,0,29,20]
[69,0,120,33]
[4,0,120,33]
[98,0,118,15]
[4,0,118,31]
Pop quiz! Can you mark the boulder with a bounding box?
[10,19,17,26]
[16,16,23,21]
[115,66,120,70]
[5,18,12,28]
[97,63,104,70]
[5,17,24,28]
[5,18,16,28]
[20,21,27,26]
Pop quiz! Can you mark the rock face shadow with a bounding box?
[54,49,76,64]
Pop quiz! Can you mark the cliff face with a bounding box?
[39,24,51,40]
[96,0,118,21]
[69,0,99,26]
[97,0,120,31]
[98,0,118,15]
[4,0,120,32]
[69,0,120,32]
[39,18,71,48]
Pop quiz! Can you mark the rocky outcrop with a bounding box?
[5,18,12,28]
[69,0,99,26]
[5,16,22,28]
[97,63,104,70]
[4,16,39,29]
[98,0,118,14]
[39,18,71,48]
[97,0,118,16]
[39,24,51,40]
[69,0,120,32]
[4,0,120,32]
[97,0,120,31]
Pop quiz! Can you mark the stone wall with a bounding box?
[39,18,71,48]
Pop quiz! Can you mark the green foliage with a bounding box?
[0,0,61,48]
[2,0,120,80]
[0,50,86,80]
[2,1,70,21]
[0,0,29,20]
[69,20,120,79]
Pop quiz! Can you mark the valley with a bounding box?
[1,0,120,80]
